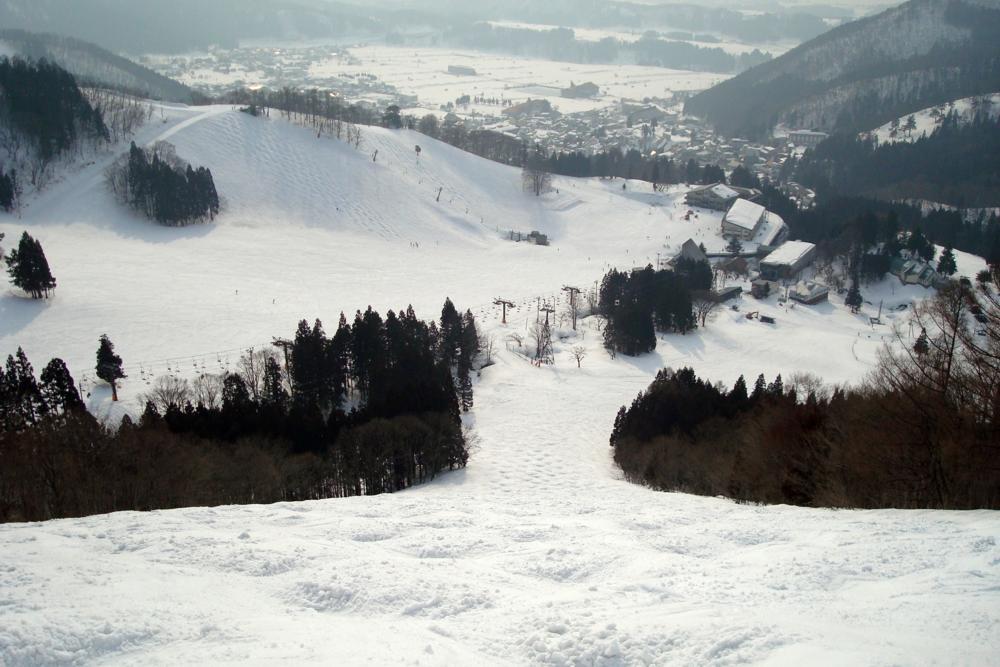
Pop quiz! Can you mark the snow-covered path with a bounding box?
[2,107,999,665]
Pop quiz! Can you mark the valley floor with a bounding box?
[1,106,998,665]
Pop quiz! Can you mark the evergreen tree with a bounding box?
[222,373,252,415]
[1,348,46,430]
[0,169,17,212]
[95,334,126,401]
[328,313,353,406]
[457,364,474,412]
[261,356,288,409]
[767,374,784,397]
[937,245,957,276]
[382,105,402,129]
[913,328,930,355]
[726,236,743,255]
[845,279,863,313]
[459,310,479,369]
[729,165,760,189]
[610,405,627,446]
[439,298,462,365]
[730,375,749,404]
[750,373,767,401]
[116,142,219,225]
[6,231,56,299]
[906,227,935,262]
[39,357,84,415]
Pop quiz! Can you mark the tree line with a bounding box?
[795,112,1000,208]
[442,23,772,74]
[598,261,712,357]
[105,141,219,225]
[0,299,480,522]
[0,167,19,212]
[0,56,107,187]
[611,272,1000,509]
[784,194,1000,273]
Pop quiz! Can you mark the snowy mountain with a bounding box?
[867,91,1000,143]
[685,0,1000,137]
[0,0,382,54]
[2,104,998,665]
[0,29,202,103]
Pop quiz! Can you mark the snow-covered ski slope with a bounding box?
[1,105,999,666]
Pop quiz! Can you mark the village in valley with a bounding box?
[143,39,949,340]
[143,42,820,203]
[648,176,953,334]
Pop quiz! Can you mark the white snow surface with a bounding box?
[2,105,999,666]
[761,240,815,266]
[723,198,765,231]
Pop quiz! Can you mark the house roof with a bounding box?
[687,182,737,200]
[711,184,739,199]
[752,212,786,246]
[724,198,766,231]
[761,240,816,267]
[791,280,828,298]
[677,239,708,263]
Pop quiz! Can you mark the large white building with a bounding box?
[759,241,817,280]
[721,198,767,240]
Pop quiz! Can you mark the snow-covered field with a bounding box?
[2,105,998,665]
[484,20,799,57]
[315,46,725,116]
[155,46,725,117]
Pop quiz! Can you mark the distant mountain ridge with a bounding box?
[685,0,1000,138]
[0,30,201,103]
[0,0,382,55]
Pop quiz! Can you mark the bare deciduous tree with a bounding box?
[522,166,552,197]
[140,375,191,413]
[571,345,587,368]
[192,373,225,410]
[692,291,721,328]
[238,347,275,403]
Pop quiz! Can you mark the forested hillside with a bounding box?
[0,30,202,102]
[0,0,381,54]
[0,57,107,189]
[685,0,1000,138]
[795,112,1000,207]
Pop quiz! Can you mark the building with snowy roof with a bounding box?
[788,130,828,149]
[722,198,767,240]
[669,238,709,267]
[561,82,600,99]
[789,280,829,305]
[751,211,789,251]
[684,182,759,211]
[759,241,817,280]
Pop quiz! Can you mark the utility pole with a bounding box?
[494,298,515,324]
[562,285,581,330]
[271,338,294,391]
